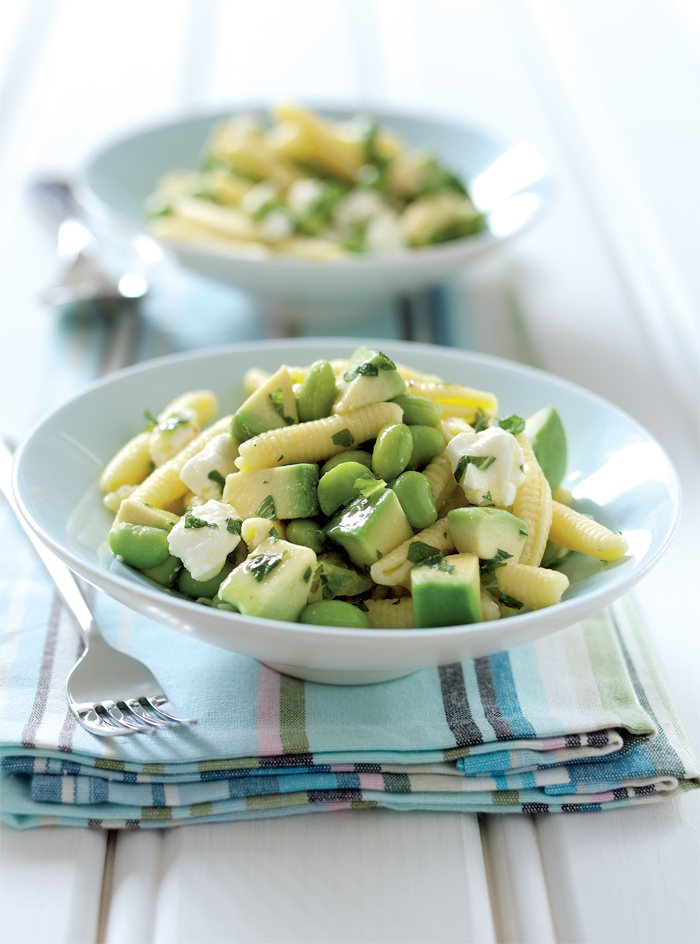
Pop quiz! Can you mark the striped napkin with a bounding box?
[1,516,697,828]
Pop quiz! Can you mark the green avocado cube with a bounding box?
[218,537,316,622]
[232,366,298,443]
[309,553,373,602]
[333,347,405,412]
[223,463,319,519]
[411,553,481,627]
[448,507,528,562]
[324,488,413,567]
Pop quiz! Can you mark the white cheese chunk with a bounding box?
[447,427,524,508]
[260,209,293,242]
[149,409,199,467]
[180,433,238,502]
[241,182,280,217]
[286,178,325,216]
[167,499,242,581]
[365,210,405,252]
[333,189,386,229]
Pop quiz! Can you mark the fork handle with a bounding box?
[0,438,95,644]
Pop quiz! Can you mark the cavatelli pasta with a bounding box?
[370,516,455,588]
[365,598,414,629]
[129,416,234,509]
[550,501,628,562]
[495,563,569,610]
[422,451,458,512]
[404,380,498,422]
[236,402,402,472]
[512,434,552,566]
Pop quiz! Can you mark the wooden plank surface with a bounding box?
[1,1,698,942]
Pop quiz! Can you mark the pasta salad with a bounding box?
[146,105,486,260]
[101,347,628,629]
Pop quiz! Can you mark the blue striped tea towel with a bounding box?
[0,526,697,828]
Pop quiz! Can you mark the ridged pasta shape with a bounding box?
[129,416,234,509]
[422,451,458,511]
[512,434,552,566]
[102,485,136,514]
[235,402,402,472]
[550,501,628,562]
[439,417,474,442]
[370,516,455,588]
[495,562,569,610]
[394,362,443,384]
[365,598,415,629]
[404,380,498,422]
[243,368,272,395]
[99,390,219,493]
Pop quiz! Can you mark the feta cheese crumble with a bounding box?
[149,409,199,467]
[167,499,242,581]
[447,427,525,508]
[180,434,238,502]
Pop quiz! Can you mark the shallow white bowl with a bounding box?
[80,106,550,321]
[13,340,679,684]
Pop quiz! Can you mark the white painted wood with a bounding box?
[0,826,106,944]
[103,814,495,944]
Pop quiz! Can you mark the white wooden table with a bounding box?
[1,1,699,941]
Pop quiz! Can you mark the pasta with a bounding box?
[146,105,486,260]
[101,346,628,630]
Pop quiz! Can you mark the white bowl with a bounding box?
[79,106,550,321]
[13,340,679,684]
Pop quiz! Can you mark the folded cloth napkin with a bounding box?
[1,531,697,827]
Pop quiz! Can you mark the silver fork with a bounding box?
[1,439,194,736]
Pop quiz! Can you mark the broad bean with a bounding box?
[408,425,444,469]
[320,450,372,475]
[142,555,181,587]
[109,523,170,569]
[391,471,438,530]
[178,561,234,599]
[297,360,337,421]
[318,461,379,516]
[392,394,441,427]
[286,518,325,553]
[299,600,370,628]
[371,423,413,481]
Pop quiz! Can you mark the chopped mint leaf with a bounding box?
[256,495,277,519]
[473,410,491,433]
[391,598,401,606]
[354,474,384,499]
[246,553,282,582]
[490,587,523,610]
[455,454,496,480]
[226,517,242,535]
[269,527,280,540]
[455,455,469,483]
[481,491,493,505]
[343,351,397,382]
[407,541,443,567]
[303,567,312,583]
[158,414,190,432]
[144,409,159,430]
[332,428,355,447]
[376,549,383,560]
[320,573,334,600]
[208,469,226,492]
[184,508,218,530]
[498,415,526,436]
[480,548,513,577]
[269,388,295,426]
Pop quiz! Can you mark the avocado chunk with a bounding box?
[318,461,384,516]
[334,347,405,412]
[325,488,413,567]
[448,507,528,561]
[309,552,373,602]
[223,463,319,519]
[232,366,298,443]
[524,406,568,492]
[411,552,481,627]
[218,537,316,621]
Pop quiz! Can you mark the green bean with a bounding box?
[286,518,325,553]
[320,450,372,475]
[109,523,171,569]
[297,360,337,421]
[142,555,181,587]
[299,600,370,628]
[391,471,438,530]
[178,561,234,600]
[371,423,413,481]
[318,461,379,516]
[392,394,441,427]
[408,425,445,469]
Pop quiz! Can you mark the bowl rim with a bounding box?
[77,101,551,270]
[12,338,682,647]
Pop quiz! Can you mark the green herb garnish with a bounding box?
[343,351,396,382]
[332,428,355,447]
[498,415,526,436]
[184,508,218,530]
[303,567,312,583]
[406,541,443,567]
[473,410,491,433]
[480,548,513,577]
[246,554,282,582]
[256,495,277,519]
[208,469,226,492]
[354,474,384,499]
[144,409,159,430]
[455,454,495,481]
[158,414,190,432]
[226,517,242,535]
